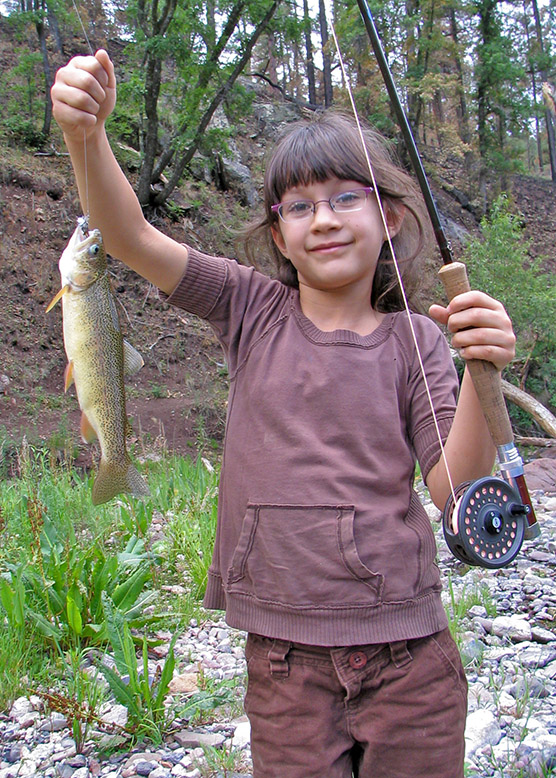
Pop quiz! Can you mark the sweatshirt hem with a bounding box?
[204,576,448,646]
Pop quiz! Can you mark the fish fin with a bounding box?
[91,458,150,506]
[123,340,144,376]
[80,412,97,444]
[64,361,74,391]
[46,285,69,312]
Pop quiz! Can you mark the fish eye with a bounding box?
[88,244,100,257]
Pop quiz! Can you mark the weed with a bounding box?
[445,574,496,656]
[196,743,245,777]
[96,594,179,744]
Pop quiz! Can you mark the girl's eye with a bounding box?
[334,190,364,208]
[285,200,312,216]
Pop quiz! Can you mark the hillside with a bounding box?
[1,75,555,471]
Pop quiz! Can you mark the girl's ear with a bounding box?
[271,223,289,258]
[384,203,406,240]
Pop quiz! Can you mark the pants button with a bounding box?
[349,651,367,669]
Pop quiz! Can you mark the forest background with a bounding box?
[1,0,556,457]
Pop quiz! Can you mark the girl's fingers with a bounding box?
[52,52,115,137]
[429,292,516,371]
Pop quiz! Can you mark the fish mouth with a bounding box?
[69,218,102,256]
[59,218,104,290]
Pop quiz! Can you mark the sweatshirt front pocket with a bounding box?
[226,504,384,608]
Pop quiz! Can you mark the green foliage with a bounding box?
[0,48,45,147]
[0,446,159,659]
[0,444,221,718]
[96,594,178,743]
[160,457,219,598]
[462,195,556,412]
[43,649,107,753]
[1,500,159,648]
[445,575,496,656]
[0,617,50,709]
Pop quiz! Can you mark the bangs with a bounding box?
[265,120,372,205]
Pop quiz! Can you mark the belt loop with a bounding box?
[268,639,291,678]
[389,640,412,668]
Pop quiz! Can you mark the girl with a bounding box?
[51,50,515,778]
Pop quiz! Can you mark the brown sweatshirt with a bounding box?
[166,247,459,646]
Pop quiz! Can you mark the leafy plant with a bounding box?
[445,575,496,655]
[1,497,159,649]
[96,594,178,743]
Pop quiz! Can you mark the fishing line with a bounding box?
[70,0,95,224]
[329,22,458,507]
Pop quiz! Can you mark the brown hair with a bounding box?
[241,110,428,312]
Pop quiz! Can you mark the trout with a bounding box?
[47,218,150,505]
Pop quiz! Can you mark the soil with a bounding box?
[0,150,234,469]
[1,98,555,473]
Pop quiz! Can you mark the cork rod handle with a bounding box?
[438,262,514,447]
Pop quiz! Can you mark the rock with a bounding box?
[465,709,503,756]
[230,717,251,748]
[169,672,199,694]
[524,459,556,493]
[531,625,556,643]
[9,697,32,720]
[38,712,67,732]
[136,760,159,776]
[98,703,128,729]
[491,615,533,642]
[173,731,226,749]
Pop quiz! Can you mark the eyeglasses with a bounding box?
[271,186,374,223]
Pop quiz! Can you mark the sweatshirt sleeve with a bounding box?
[163,246,290,374]
[404,316,459,481]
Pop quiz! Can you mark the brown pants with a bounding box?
[244,629,467,778]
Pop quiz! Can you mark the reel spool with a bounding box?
[442,476,528,568]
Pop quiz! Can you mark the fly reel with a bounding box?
[442,476,529,568]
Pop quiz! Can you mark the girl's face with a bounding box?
[270,177,400,301]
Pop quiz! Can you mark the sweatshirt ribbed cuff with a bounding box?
[163,247,227,318]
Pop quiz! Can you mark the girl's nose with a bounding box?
[310,200,341,229]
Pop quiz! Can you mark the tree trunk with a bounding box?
[46,0,64,54]
[35,1,52,139]
[475,0,499,210]
[303,0,317,106]
[531,0,556,181]
[134,0,178,205]
[137,55,163,205]
[502,379,556,439]
[152,0,247,183]
[318,0,333,107]
[152,0,281,206]
[448,5,471,145]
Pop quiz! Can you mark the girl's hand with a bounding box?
[51,49,116,142]
[429,291,516,372]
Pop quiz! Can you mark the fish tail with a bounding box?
[92,458,150,506]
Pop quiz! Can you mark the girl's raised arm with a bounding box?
[51,49,188,295]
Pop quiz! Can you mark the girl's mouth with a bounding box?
[309,241,349,253]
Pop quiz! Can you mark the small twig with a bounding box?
[148,333,176,350]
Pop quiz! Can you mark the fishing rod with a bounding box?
[354,0,540,567]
